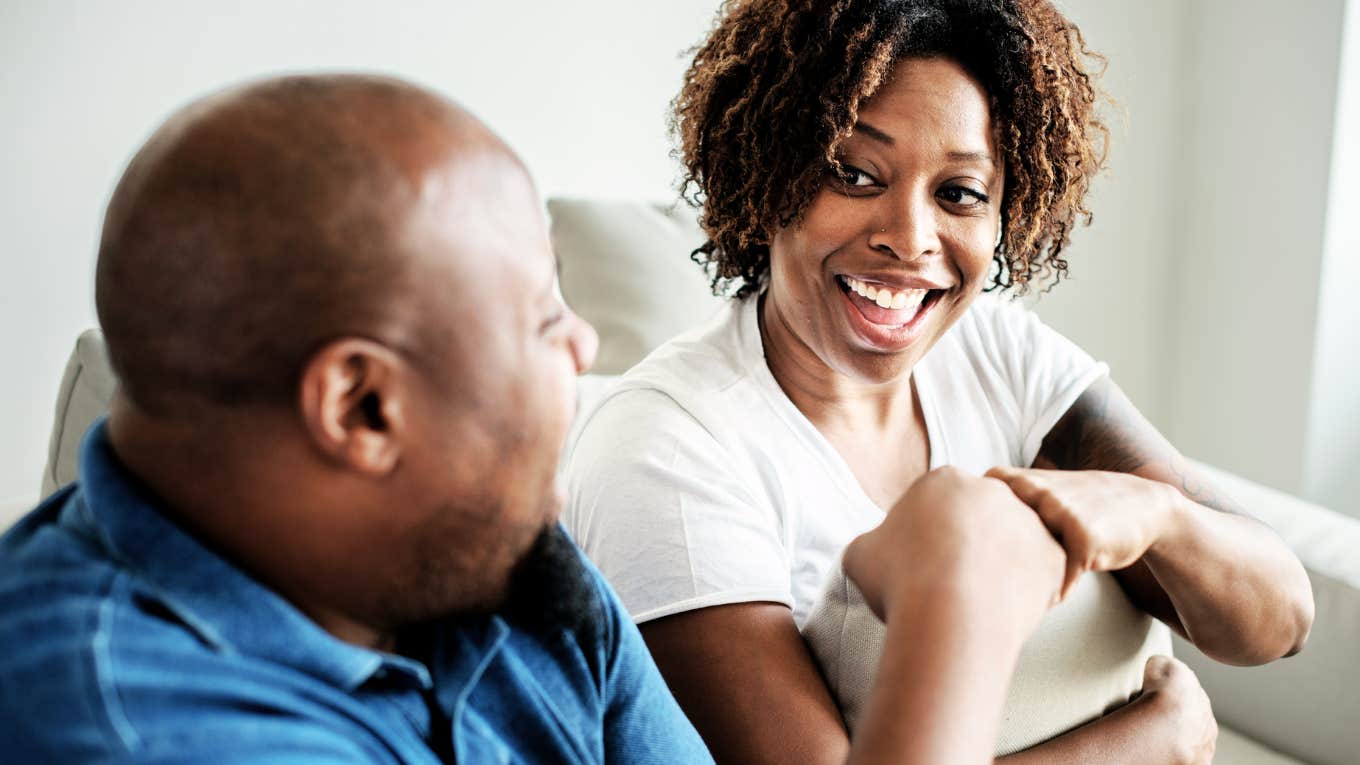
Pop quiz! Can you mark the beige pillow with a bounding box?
[803,565,1172,756]
[548,198,727,375]
[41,329,116,500]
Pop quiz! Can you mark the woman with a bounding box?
[565,1,1313,762]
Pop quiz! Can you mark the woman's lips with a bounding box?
[836,277,943,350]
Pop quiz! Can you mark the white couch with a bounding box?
[5,199,1359,765]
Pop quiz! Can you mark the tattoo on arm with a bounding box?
[1036,379,1148,474]
[1166,453,1247,516]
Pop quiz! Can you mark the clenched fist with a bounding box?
[844,466,1066,637]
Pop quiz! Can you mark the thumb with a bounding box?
[1142,654,1175,691]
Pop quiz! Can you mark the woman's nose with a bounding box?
[867,193,943,260]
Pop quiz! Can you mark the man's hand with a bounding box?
[985,467,1180,600]
[844,466,1066,634]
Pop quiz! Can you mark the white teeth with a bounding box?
[843,276,929,313]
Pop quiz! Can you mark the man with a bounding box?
[0,74,1070,764]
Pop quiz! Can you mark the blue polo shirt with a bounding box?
[0,422,713,763]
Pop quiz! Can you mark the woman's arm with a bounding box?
[995,376,1314,665]
[641,467,1215,765]
[640,603,852,764]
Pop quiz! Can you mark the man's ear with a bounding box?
[298,338,408,476]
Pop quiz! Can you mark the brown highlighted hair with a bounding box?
[672,0,1109,297]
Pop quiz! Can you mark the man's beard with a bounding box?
[499,523,603,642]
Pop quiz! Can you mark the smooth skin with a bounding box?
[641,57,1312,765]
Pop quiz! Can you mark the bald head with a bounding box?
[96,74,521,415]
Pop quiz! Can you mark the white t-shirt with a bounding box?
[564,293,1108,627]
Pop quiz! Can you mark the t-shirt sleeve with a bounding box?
[590,564,716,764]
[979,297,1110,466]
[565,388,793,624]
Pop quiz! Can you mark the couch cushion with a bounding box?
[1215,726,1306,765]
[548,198,726,375]
[41,329,116,499]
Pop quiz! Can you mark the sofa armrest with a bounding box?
[1173,462,1360,765]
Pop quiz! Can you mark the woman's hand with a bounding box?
[985,466,1180,600]
[1135,655,1218,765]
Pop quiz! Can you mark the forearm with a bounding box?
[1031,377,1314,666]
[1138,491,1312,665]
[849,583,1026,765]
[997,696,1178,765]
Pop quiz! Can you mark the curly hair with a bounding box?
[672,0,1109,297]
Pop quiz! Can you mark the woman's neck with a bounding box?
[757,292,918,435]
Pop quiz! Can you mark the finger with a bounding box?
[1054,515,1091,600]
[986,468,1051,509]
[986,465,1062,482]
[1060,559,1084,602]
[1027,496,1073,544]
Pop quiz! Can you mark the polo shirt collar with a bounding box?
[76,419,404,692]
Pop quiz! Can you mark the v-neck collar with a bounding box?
[734,295,947,511]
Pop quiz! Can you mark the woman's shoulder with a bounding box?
[928,291,1074,378]
[565,296,810,489]
[943,291,1035,346]
[592,298,762,415]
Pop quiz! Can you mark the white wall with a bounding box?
[1024,0,1188,430]
[1165,0,1348,497]
[1,1,1353,514]
[1305,0,1360,516]
[0,0,718,504]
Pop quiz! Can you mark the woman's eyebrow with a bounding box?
[852,120,895,145]
[852,121,995,167]
[947,150,996,166]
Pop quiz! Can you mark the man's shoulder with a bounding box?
[0,563,378,761]
[0,488,373,761]
[0,487,132,667]
[0,490,172,755]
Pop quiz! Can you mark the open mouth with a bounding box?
[835,275,943,330]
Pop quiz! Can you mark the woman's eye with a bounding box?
[834,164,877,188]
[938,185,990,207]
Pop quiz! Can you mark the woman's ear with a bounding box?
[298,338,408,476]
